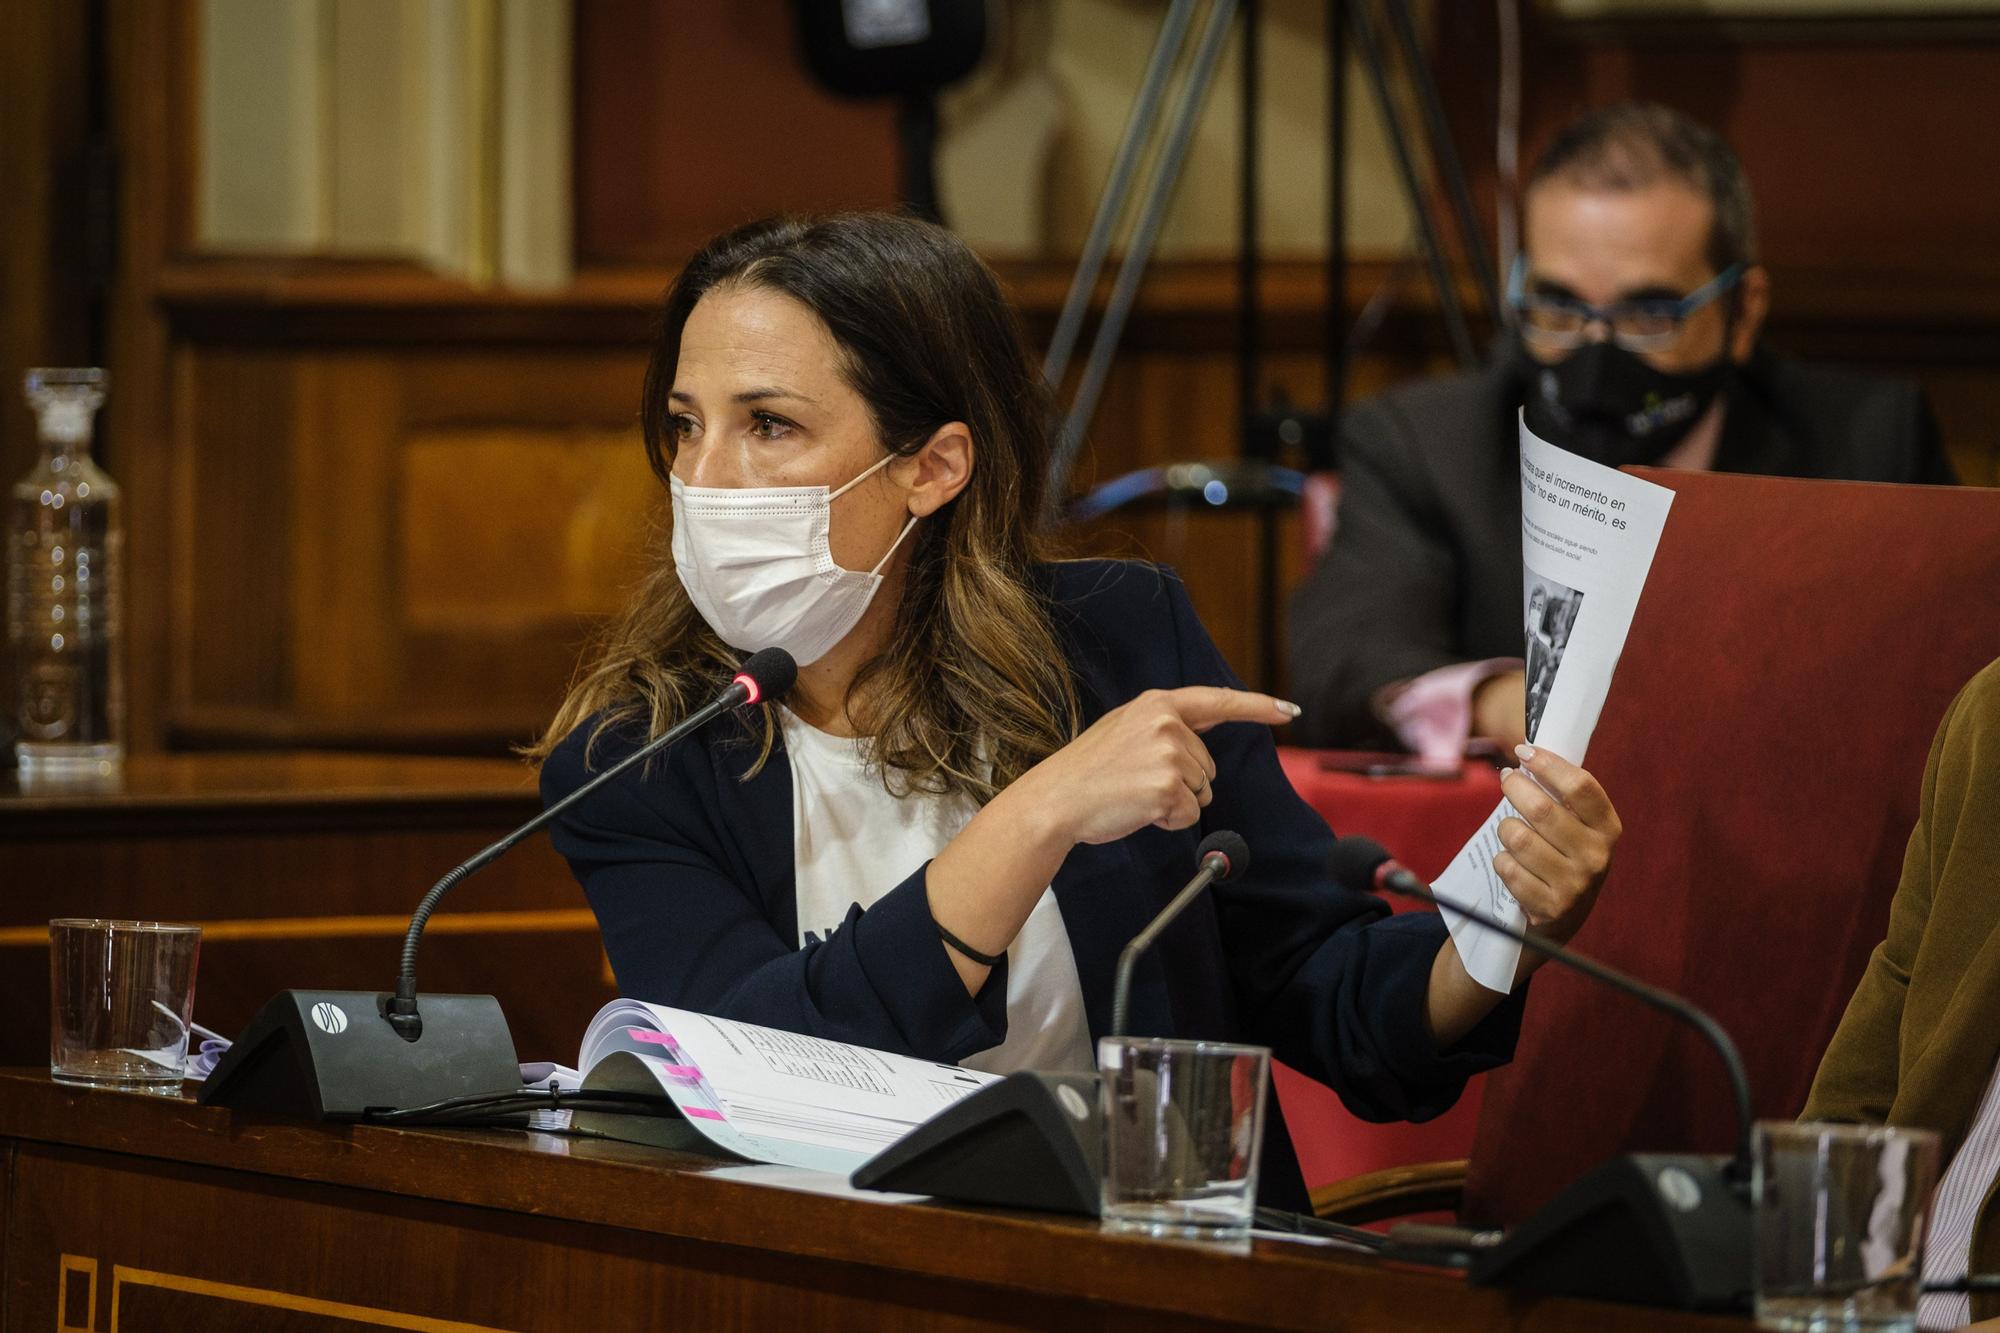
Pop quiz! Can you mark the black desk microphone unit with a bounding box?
[199,649,797,1120]
[852,831,1248,1213]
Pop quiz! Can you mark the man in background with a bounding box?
[1287,102,1955,757]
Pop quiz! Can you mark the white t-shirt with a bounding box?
[778,708,1095,1076]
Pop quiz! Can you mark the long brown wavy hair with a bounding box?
[529,213,1080,803]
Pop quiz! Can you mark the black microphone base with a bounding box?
[852,1071,1104,1215]
[198,991,520,1120]
[1468,1153,1752,1311]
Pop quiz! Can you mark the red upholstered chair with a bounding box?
[1311,470,2000,1228]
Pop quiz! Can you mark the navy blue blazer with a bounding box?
[542,559,1524,1209]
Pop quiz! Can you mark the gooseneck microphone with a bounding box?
[387,647,798,1040]
[200,649,796,1120]
[1327,835,1755,1179]
[1109,830,1249,1037]
[1327,834,1758,1312]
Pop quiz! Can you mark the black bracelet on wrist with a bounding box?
[935,920,1005,968]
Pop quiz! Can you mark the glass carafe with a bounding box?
[8,368,123,774]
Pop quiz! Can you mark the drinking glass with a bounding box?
[1753,1120,1940,1333]
[1098,1036,1270,1242]
[49,918,201,1093]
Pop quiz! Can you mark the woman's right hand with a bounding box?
[1013,687,1301,847]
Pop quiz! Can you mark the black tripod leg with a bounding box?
[1327,0,1348,425]
[1346,0,1476,368]
[1384,0,1500,323]
[1240,0,1262,428]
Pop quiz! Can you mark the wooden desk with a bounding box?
[0,1072,1741,1332]
[2,752,614,1068]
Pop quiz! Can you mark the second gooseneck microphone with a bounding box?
[1325,834,1755,1183]
[1109,829,1249,1037]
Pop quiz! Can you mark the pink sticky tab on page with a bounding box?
[629,1029,675,1047]
[683,1106,726,1121]
[656,1064,701,1079]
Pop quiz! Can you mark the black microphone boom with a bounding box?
[1328,836,1755,1174]
[1327,835,1756,1313]
[1109,829,1248,1037]
[386,647,798,1040]
[200,649,796,1120]
[1926,1275,2000,1295]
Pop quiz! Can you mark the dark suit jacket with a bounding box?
[543,559,1524,1210]
[1288,347,1957,747]
[1803,659,2000,1323]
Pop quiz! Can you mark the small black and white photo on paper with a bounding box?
[1523,572,1584,744]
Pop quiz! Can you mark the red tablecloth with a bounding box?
[1274,749,1502,883]
[1270,749,1503,1191]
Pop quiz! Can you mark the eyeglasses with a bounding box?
[1508,256,1745,353]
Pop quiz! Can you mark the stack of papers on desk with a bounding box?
[574,1000,1000,1175]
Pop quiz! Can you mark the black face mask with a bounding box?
[1518,336,1731,469]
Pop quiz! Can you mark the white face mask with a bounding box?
[670,453,919,667]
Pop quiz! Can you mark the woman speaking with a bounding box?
[534,213,1622,1209]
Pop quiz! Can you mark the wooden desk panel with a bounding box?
[2,753,615,1068]
[12,1146,1148,1332]
[0,1072,1745,1332]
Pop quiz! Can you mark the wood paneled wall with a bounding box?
[148,250,2000,754]
[166,335,657,747]
[43,2,2000,755]
[572,0,900,264]
[1436,7,2000,278]
[0,2,94,489]
[146,261,1452,749]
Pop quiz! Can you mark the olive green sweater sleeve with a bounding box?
[1802,659,2000,1127]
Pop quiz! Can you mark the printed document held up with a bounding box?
[1428,416,1675,992]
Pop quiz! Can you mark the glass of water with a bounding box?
[1753,1120,1940,1332]
[49,918,202,1093]
[1098,1036,1270,1242]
